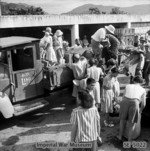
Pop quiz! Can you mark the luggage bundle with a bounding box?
[43,65,74,91]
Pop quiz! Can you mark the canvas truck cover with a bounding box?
[0,36,39,49]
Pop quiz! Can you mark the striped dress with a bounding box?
[70,106,100,142]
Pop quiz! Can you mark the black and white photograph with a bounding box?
[0,0,150,151]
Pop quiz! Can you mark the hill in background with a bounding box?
[63,4,150,15]
[1,2,48,15]
[1,2,150,15]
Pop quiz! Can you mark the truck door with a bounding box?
[8,45,39,102]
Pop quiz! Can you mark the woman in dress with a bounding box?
[70,90,102,151]
[45,36,57,64]
[87,58,104,109]
[102,67,119,127]
[54,30,64,64]
[40,27,57,64]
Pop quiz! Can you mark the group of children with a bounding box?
[69,54,120,151]
[69,51,148,151]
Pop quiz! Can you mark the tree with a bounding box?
[89,7,101,14]
[3,6,45,15]
[110,7,127,14]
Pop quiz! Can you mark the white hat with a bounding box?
[105,25,115,34]
[55,30,63,36]
[43,27,53,35]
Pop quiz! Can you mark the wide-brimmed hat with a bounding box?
[55,30,63,37]
[43,27,53,35]
[105,25,115,34]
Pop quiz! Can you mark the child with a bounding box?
[87,59,104,109]
[86,78,97,107]
[105,58,117,74]
[102,67,119,127]
[70,90,102,151]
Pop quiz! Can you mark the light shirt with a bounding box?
[124,84,146,102]
[87,66,104,82]
[68,59,87,79]
[137,54,145,69]
[57,36,63,48]
[91,28,106,42]
[103,74,115,89]
[70,106,100,142]
[40,36,52,47]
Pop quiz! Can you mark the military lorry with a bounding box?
[0,36,78,118]
[0,36,50,118]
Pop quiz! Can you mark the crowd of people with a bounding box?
[39,27,90,66]
[39,25,149,151]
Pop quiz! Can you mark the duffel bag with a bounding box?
[45,65,74,90]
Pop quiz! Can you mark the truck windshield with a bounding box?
[11,47,34,71]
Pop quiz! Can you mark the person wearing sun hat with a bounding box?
[43,27,53,35]
[118,75,146,142]
[91,24,115,58]
[54,29,64,64]
[39,31,50,60]
[40,27,57,63]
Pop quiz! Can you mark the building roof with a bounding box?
[0,36,39,49]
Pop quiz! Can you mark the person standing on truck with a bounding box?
[91,24,115,58]
[40,27,57,64]
[105,34,120,60]
[55,30,65,64]
[39,31,49,60]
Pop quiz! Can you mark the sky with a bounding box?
[2,0,150,14]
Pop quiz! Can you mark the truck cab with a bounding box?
[0,36,49,117]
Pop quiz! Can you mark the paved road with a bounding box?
[0,79,150,151]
